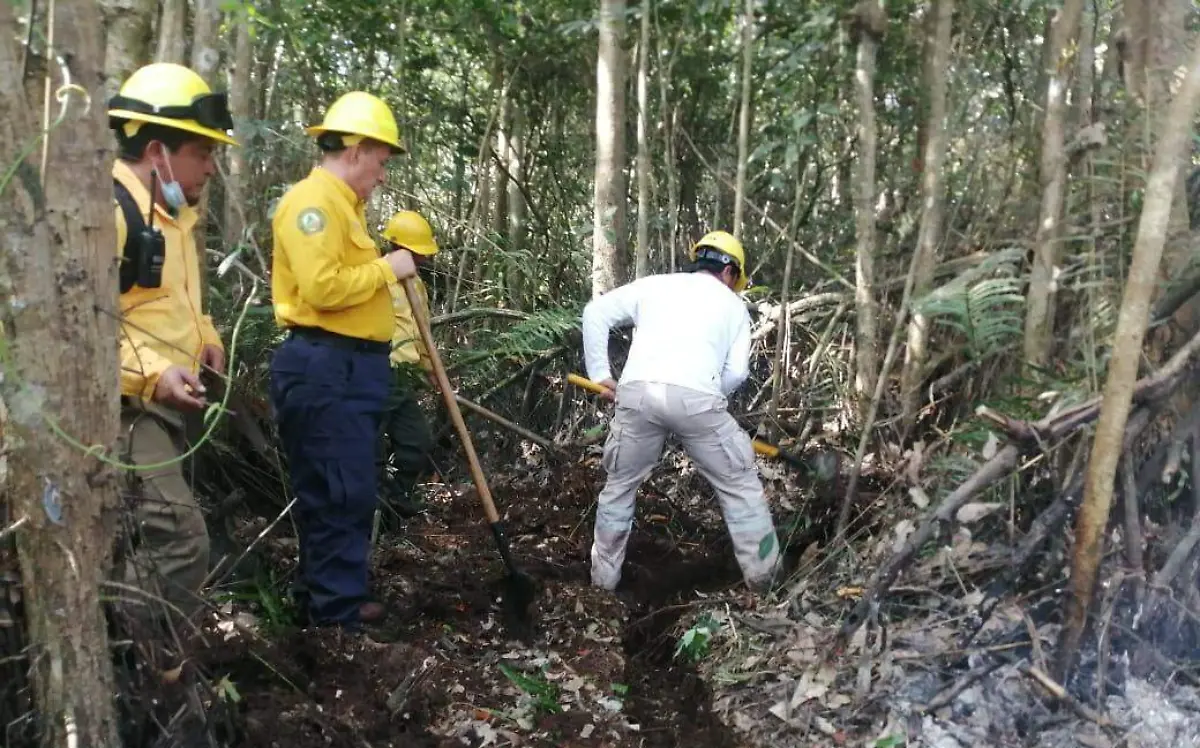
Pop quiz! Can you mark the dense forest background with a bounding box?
[5,0,1200,745]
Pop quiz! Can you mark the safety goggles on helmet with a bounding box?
[107,91,234,132]
[694,246,742,273]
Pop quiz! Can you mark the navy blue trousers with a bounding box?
[269,334,389,627]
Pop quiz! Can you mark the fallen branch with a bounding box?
[455,394,558,452]
[1022,665,1112,727]
[431,307,530,328]
[838,323,1200,644]
[750,293,846,342]
[919,659,1006,713]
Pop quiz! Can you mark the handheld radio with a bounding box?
[135,169,166,289]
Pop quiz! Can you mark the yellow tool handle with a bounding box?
[567,372,779,457]
[566,372,609,395]
[752,440,779,458]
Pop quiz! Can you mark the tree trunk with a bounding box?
[1056,34,1200,682]
[225,14,253,251]
[1122,0,1198,340]
[1022,0,1085,369]
[99,0,156,95]
[154,0,188,63]
[852,0,885,421]
[494,91,510,239]
[654,4,679,271]
[507,106,526,303]
[732,0,755,238]
[593,0,629,296]
[899,0,953,429]
[635,0,652,278]
[189,0,221,80]
[0,0,121,743]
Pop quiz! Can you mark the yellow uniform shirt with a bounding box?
[270,166,397,342]
[388,275,431,371]
[114,160,223,402]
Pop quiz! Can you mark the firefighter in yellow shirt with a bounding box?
[378,211,440,518]
[107,63,238,624]
[269,91,417,630]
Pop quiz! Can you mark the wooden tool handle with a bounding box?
[402,277,500,524]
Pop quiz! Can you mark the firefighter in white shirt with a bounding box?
[581,230,782,592]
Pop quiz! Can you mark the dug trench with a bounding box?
[174,457,793,747]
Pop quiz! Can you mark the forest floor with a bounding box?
[167,444,1200,748]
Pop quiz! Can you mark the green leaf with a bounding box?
[758,532,776,560]
[611,683,629,695]
[875,736,905,748]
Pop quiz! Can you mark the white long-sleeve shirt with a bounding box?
[582,272,752,398]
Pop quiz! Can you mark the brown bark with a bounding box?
[899,0,952,429]
[635,0,652,278]
[154,0,188,63]
[0,0,121,742]
[225,16,253,250]
[852,0,885,420]
[1022,0,1085,369]
[1057,34,1200,681]
[98,0,156,95]
[506,106,526,302]
[593,0,629,296]
[732,0,755,238]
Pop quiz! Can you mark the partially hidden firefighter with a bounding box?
[108,62,239,623]
[581,230,782,592]
[268,91,417,630]
[378,210,440,518]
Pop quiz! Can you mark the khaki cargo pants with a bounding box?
[117,403,210,623]
[590,381,781,590]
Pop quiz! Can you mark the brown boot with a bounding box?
[359,601,386,623]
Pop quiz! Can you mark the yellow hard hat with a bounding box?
[107,62,238,146]
[689,230,748,292]
[383,210,439,255]
[306,91,404,153]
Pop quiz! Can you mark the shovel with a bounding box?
[565,373,839,481]
[402,277,537,633]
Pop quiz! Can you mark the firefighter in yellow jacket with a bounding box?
[107,62,238,623]
[269,92,417,630]
[378,210,440,517]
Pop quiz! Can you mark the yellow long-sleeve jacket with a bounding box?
[114,160,223,403]
[388,276,431,371]
[270,166,397,342]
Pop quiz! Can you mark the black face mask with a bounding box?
[108,91,234,133]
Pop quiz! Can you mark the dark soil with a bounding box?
[180,457,758,747]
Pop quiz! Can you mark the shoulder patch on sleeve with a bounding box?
[297,207,327,236]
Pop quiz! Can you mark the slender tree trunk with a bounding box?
[99,0,156,95]
[654,5,679,271]
[190,0,220,80]
[154,0,188,63]
[635,0,652,278]
[1057,35,1200,681]
[593,0,629,296]
[494,91,510,239]
[189,0,222,309]
[225,14,253,251]
[852,0,885,421]
[507,106,526,303]
[899,0,953,429]
[732,0,755,238]
[0,0,121,742]
[1022,0,1085,370]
